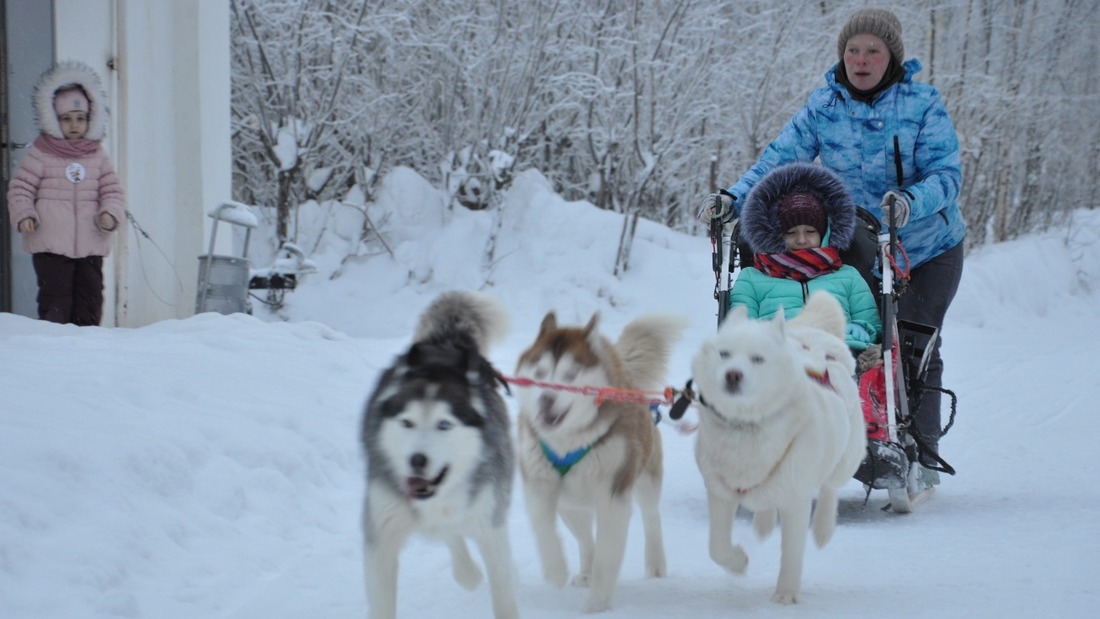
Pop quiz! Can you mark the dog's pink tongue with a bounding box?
[406,477,431,498]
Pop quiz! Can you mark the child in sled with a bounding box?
[728,162,881,353]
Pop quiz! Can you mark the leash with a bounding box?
[884,241,912,290]
[499,374,678,407]
[669,367,837,423]
[506,375,678,475]
[668,379,744,431]
[669,379,697,421]
[125,210,186,306]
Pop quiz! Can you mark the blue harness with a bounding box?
[540,441,592,477]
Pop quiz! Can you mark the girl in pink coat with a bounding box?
[7,61,125,326]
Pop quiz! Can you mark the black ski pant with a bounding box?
[895,241,964,464]
[32,252,105,326]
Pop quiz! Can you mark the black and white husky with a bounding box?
[360,291,519,619]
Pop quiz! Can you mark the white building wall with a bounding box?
[52,0,120,321]
[52,0,230,327]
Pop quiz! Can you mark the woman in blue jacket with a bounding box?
[730,162,881,352]
[704,8,964,475]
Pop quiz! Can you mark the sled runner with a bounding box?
[705,195,957,513]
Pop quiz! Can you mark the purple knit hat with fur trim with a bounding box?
[740,163,858,254]
[778,193,827,235]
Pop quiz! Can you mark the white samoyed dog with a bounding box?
[687,291,866,604]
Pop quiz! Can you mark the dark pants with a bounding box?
[895,241,964,462]
[32,252,105,326]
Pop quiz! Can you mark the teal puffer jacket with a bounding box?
[727,59,965,269]
[729,263,882,351]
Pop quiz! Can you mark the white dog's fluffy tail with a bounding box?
[616,314,688,390]
[789,291,847,339]
[413,290,510,353]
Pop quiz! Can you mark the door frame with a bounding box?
[1,0,55,316]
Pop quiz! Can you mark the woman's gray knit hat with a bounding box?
[837,8,904,63]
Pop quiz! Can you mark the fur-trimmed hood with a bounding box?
[740,162,857,254]
[34,61,109,141]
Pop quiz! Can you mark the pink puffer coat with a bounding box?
[6,60,125,259]
[7,141,125,258]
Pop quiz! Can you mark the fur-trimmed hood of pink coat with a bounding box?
[35,60,110,140]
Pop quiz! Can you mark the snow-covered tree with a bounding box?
[230,0,1100,266]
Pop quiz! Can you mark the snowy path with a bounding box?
[3,296,1098,618]
[4,199,1100,618]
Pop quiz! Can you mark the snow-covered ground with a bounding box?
[3,169,1099,618]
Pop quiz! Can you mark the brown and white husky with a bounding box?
[513,310,685,613]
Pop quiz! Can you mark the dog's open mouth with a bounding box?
[538,397,570,427]
[406,466,448,500]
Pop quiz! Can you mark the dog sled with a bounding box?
[705,195,957,513]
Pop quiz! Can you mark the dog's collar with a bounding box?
[540,440,591,477]
[732,435,798,496]
[700,398,760,431]
[669,378,759,430]
[670,367,834,429]
[700,368,836,427]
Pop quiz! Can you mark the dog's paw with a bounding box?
[542,554,569,588]
[814,501,836,545]
[453,560,483,590]
[645,562,667,579]
[448,539,483,590]
[645,538,668,578]
[813,490,839,547]
[772,589,800,605]
[753,508,777,539]
[583,590,613,614]
[570,572,591,588]
[446,538,484,590]
[493,605,521,619]
[710,543,749,574]
[812,513,836,548]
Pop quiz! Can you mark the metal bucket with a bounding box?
[196,255,250,314]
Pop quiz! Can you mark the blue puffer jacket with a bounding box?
[727,59,965,269]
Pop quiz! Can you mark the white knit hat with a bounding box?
[53,87,90,116]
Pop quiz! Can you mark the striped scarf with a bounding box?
[753,247,842,282]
